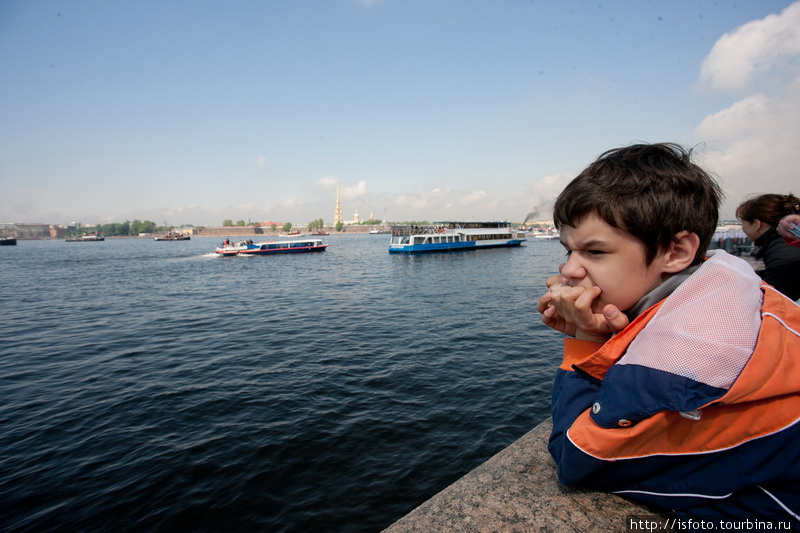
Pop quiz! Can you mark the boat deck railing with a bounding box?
[391,222,516,237]
[390,225,448,237]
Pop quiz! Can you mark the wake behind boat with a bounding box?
[389,222,526,253]
[215,238,329,256]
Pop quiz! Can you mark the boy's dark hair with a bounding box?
[736,193,800,226]
[553,143,722,265]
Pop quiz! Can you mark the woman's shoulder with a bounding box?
[763,233,800,262]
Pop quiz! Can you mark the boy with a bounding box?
[537,143,800,523]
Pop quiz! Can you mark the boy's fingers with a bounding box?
[573,286,601,312]
[536,293,551,314]
[545,274,563,288]
[602,305,629,333]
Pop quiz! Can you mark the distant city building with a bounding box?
[0,223,70,239]
[14,223,52,239]
[0,222,16,238]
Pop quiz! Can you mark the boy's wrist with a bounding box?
[575,328,611,343]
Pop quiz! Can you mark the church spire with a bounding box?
[334,178,343,226]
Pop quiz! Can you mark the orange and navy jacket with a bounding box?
[548,250,800,521]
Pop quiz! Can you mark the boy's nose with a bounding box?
[559,256,585,281]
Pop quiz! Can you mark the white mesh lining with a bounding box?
[617,251,762,389]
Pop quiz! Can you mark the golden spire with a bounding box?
[334,178,343,226]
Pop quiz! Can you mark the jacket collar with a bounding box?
[624,263,701,321]
[754,226,779,253]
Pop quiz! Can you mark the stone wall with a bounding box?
[383,418,672,532]
[197,225,379,237]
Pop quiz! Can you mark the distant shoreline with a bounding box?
[12,232,385,241]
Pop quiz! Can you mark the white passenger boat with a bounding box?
[388,222,526,254]
[215,238,328,256]
[530,231,560,240]
[66,232,105,242]
[154,231,190,241]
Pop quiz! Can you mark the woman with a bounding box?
[737,193,800,300]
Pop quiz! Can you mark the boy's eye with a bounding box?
[588,249,606,255]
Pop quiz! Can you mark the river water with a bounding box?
[0,234,566,532]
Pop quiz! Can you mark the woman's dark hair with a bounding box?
[553,143,723,265]
[735,193,800,226]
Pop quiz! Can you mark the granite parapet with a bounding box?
[383,418,672,532]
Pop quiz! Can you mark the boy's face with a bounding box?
[558,213,670,312]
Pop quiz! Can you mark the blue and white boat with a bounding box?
[388,222,527,254]
[215,238,328,256]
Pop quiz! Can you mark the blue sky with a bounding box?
[1,0,798,226]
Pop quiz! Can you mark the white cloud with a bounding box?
[694,3,800,219]
[694,86,800,215]
[385,184,533,221]
[313,177,366,199]
[535,173,574,197]
[342,180,367,200]
[694,93,770,139]
[391,187,451,213]
[280,198,303,210]
[699,2,800,94]
[315,175,338,189]
[257,155,267,168]
[460,190,486,206]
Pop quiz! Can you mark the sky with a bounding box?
[1,0,798,227]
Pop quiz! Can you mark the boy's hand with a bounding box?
[538,275,629,341]
[537,274,576,337]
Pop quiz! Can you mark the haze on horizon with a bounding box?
[1,1,798,227]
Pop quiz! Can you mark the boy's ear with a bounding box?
[662,231,700,273]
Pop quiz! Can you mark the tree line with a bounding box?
[80,216,407,237]
[76,220,194,237]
